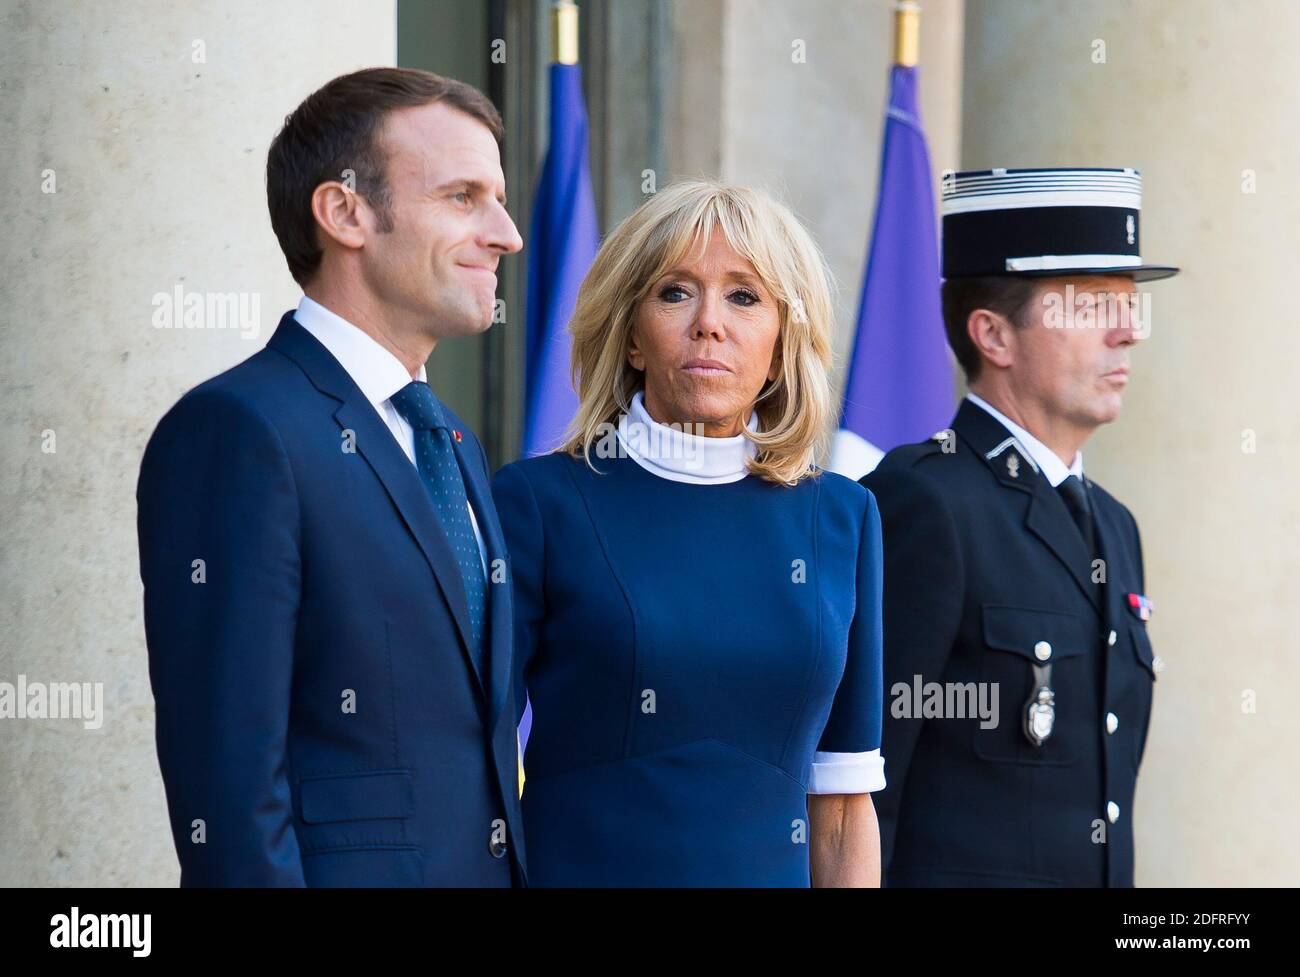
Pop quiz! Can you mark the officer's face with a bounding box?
[1012,275,1143,429]
[627,231,782,437]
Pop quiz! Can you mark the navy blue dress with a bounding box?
[492,451,885,886]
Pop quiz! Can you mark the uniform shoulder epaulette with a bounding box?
[877,429,955,470]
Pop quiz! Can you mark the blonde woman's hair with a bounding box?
[558,180,836,486]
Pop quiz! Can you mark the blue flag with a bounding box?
[522,62,599,458]
[830,64,953,479]
[519,63,598,757]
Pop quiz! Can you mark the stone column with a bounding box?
[0,0,396,886]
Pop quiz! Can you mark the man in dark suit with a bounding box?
[136,68,526,886]
[863,167,1176,887]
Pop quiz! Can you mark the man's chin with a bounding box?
[1090,395,1125,426]
[426,300,496,339]
[468,294,499,333]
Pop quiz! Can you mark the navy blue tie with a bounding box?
[389,381,486,674]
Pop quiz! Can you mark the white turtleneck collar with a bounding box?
[615,390,759,484]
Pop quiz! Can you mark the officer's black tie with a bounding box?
[1056,474,1094,549]
[1057,474,1105,611]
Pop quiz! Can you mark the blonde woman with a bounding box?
[492,181,885,887]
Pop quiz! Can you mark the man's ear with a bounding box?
[967,308,1016,372]
[310,181,368,253]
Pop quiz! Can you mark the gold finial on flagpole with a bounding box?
[894,0,920,67]
[553,0,579,65]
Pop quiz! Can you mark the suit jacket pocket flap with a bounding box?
[300,769,414,824]
[982,604,1088,662]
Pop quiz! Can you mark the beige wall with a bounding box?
[962,0,1300,886]
[0,0,396,886]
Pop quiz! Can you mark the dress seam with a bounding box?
[561,459,642,761]
[779,477,823,772]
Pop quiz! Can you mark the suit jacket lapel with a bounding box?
[953,399,1103,617]
[268,313,486,697]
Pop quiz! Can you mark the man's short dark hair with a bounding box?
[941,276,1043,382]
[266,67,504,286]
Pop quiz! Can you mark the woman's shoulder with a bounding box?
[494,450,578,488]
[807,465,874,504]
[492,450,608,505]
[806,466,880,528]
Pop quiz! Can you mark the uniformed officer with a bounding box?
[862,167,1177,887]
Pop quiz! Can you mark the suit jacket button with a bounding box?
[1107,801,1121,824]
[489,837,508,859]
[1107,629,1117,647]
[1106,711,1119,734]
[1034,640,1052,661]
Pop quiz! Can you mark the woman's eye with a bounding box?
[659,285,690,302]
[730,289,760,306]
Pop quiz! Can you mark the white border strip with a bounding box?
[808,749,886,794]
[1005,253,1142,272]
[942,190,1142,214]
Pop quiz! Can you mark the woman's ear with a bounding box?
[766,340,783,383]
[627,329,646,372]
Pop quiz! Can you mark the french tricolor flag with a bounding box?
[829,62,954,478]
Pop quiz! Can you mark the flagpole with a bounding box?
[894,0,920,67]
[830,0,951,476]
[552,0,579,65]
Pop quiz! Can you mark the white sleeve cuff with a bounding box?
[807,749,886,794]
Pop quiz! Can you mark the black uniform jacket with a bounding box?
[862,398,1157,887]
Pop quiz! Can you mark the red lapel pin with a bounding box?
[452,430,463,443]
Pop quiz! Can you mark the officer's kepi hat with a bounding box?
[941,167,1179,282]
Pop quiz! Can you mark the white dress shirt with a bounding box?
[965,392,1084,488]
[293,295,487,574]
[614,389,886,794]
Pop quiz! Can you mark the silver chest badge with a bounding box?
[1024,663,1055,746]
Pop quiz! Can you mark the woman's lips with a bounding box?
[682,359,731,376]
